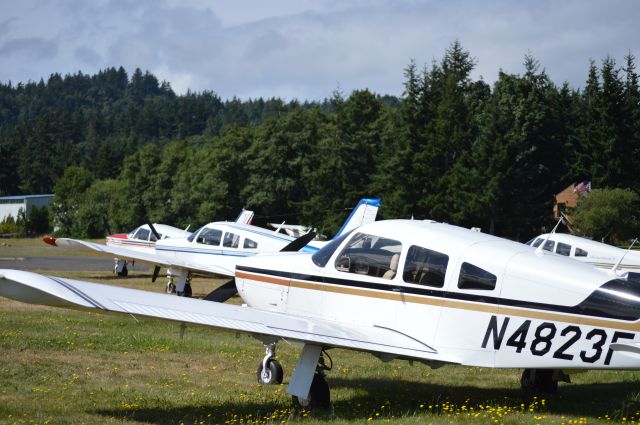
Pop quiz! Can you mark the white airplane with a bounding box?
[3,218,640,408]
[526,233,640,276]
[105,210,255,277]
[44,199,380,296]
[106,223,190,276]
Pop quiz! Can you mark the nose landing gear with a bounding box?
[257,342,284,385]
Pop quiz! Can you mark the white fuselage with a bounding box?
[236,220,640,370]
[154,222,321,273]
[106,224,190,253]
[527,233,640,275]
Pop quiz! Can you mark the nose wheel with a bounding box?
[257,342,283,385]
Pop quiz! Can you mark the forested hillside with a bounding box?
[1,42,639,240]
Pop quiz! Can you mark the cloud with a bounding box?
[0,0,639,99]
[0,37,57,60]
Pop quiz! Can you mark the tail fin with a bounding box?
[235,209,254,224]
[333,198,381,239]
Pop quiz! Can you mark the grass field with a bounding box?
[2,240,640,424]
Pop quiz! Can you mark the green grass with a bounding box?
[2,238,640,424]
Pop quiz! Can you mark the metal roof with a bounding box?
[0,194,54,201]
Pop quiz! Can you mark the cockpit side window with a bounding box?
[458,262,496,290]
[223,232,240,248]
[556,242,571,256]
[532,238,543,248]
[334,232,402,279]
[197,228,222,245]
[575,247,588,257]
[403,245,449,288]
[543,240,555,252]
[243,238,258,249]
[136,228,150,241]
[150,232,161,242]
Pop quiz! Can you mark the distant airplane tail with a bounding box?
[333,198,381,239]
[235,209,254,224]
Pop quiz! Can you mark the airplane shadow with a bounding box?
[94,377,640,423]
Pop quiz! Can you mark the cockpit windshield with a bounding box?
[311,230,355,267]
[187,227,204,243]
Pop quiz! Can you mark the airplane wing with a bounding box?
[0,269,443,362]
[50,238,234,277]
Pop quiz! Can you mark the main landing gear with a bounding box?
[166,270,192,297]
[255,342,332,409]
[114,259,128,277]
[521,369,568,393]
[291,368,330,409]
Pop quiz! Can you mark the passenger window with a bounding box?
[243,238,258,249]
[458,262,496,290]
[543,240,555,252]
[136,228,150,241]
[197,228,222,245]
[403,245,449,288]
[575,247,588,257]
[532,238,543,248]
[334,232,402,279]
[223,232,240,248]
[556,242,571,256]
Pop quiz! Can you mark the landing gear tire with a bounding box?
[257,359,283,385]
[292,373,330,409]
[117,265,128,277]
[177,283,192,298]
[166,282,176,294]
[521,369,558,393]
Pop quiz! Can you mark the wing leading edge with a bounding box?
[0,269,441,362]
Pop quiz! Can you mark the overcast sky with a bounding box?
[1,0,639,100]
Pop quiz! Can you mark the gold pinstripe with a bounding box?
[236,271,640,332]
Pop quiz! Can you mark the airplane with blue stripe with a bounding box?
[46,198,380,296]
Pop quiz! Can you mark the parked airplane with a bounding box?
[105,223,191,277]
[4,218,640,408]
[44,199,380,296]
[526,233,640,276]
[104,210,255,277]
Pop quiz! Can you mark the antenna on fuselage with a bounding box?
[611,238,638,275]
[535,217,564,255]
[274,221,286,234]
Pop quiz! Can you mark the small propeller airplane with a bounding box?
[105,223,191,277]
[526,233,640,276]
[43,199,380,297]
[3,218,640,408]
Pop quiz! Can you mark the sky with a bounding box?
[1,0,639,100]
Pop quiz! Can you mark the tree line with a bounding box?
[1,41,639,241]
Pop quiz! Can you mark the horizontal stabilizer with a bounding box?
[0,269,441,361]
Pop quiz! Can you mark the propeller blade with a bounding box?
[202,279,237,303]
[148,223,161,240]
[280,231,316,252]
[151,266,161,283]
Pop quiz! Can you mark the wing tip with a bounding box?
[43,235,57,246]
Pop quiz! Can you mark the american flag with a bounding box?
[573,180,592,193]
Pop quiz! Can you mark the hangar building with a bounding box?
[0,194,53,222]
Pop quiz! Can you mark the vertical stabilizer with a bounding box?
[333,198,381,238]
